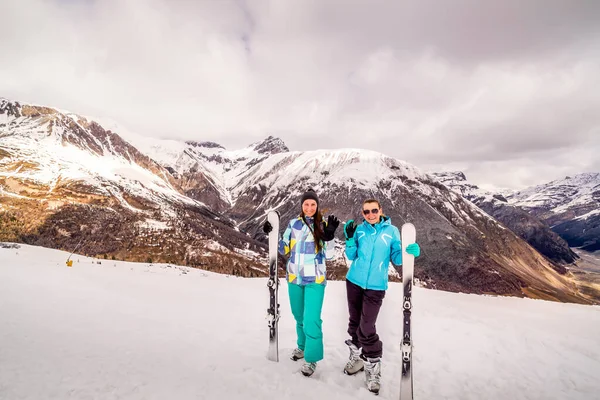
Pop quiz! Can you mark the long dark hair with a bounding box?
[301,209,325,253]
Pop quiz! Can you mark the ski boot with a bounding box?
[343,339,364,375]
[301,362,317,377]
[364,356,381,394]
[290,348,304,361]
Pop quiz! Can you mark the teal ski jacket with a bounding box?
[345,216,403,291]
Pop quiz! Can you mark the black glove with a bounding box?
[323,215,340,241]
[263,221,272,234]
[344,220,357,239]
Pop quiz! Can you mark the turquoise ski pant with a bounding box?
[288,282,326,363]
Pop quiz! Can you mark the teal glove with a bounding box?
[406,243,420,257]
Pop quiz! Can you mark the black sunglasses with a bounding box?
[363,208,380,215]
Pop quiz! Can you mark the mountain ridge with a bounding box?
[432,171,578,267]
[1,96,597,304]
[507,173,600,252]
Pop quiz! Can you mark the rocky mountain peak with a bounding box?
[251,136,289,155]
[432,171,485,203]
[433,171,467,182]
[0,98,22,118]
[185,140,225,150]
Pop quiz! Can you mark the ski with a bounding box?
[399,223,416,400]
[266,210,280,362]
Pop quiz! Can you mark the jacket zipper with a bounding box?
[364,223,377,288]
[301,219,320,282]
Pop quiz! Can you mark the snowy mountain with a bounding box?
[431,171,508,204]
[432,171,578,266]
[1,97,597,304]
[132,136,593,302]
[0,98,189,208]
[0,98,266,276]
[1,243,599,400]
[127,133,290,213]
[507,173,600,252]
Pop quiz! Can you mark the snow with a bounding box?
[82,116,186,168]
[0,184,28,200]
[226,148,427,202]
[1,244,599,400]
[432,171,501,205]
[508,173,600,213]
[431,172,518,225]
[103,124,431,207]
[204,240,229,252]
[135,219,171,231]
[2,99,457,218]
[574,208,600,221]
[0,108,201,212]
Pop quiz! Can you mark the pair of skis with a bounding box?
[264,211,416,400]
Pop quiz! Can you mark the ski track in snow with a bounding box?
[1,244,599,400]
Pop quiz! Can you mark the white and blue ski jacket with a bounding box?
[279,216,335,285]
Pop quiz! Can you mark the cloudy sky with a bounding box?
[1,0,599,191]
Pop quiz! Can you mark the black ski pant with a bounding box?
[346,279,386,359]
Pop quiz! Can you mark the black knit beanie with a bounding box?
[301,188,319,206]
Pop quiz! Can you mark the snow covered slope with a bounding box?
[0,98,266,276]
[0,98,196,212]
[1,243,599,400]
[433,171,578,265]
[115,129,290,211]
[507,173,600,251]
[508,173,600,214]
[432,171,511,205]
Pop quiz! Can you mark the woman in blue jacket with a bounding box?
[342,199,420,394]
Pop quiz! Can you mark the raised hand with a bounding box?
[344,220,357,239]
[323,214,340,241]
[263,220,273,234]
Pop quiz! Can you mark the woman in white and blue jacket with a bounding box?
[342,199,420,394]
[263,188,339,377]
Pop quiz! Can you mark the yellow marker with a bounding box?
[66,260,73,267]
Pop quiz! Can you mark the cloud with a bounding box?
[1,0,599,190]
